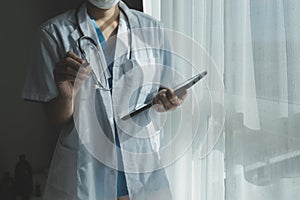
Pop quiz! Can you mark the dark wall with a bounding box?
[0,0,142,175]
[123,0,143,11]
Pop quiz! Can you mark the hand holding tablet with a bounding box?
[121,70,208,120]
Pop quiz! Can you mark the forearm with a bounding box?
[44,51,92,127]
[44,95,74,127]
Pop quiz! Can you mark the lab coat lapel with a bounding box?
[69,5,118,199]
[118,1,139,29]
[69,3,116,136]
[70,3,108,80]
[69,3,99,50]
[111,1,141,111]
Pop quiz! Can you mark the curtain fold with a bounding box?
[146,1,225,200]
[145,0,300,199]
[225,1,300,199]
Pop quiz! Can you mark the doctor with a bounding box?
[23,0,186,199]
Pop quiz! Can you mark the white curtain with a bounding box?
[225,0,300,199]
[144,0,300,200]
[144,0,225,200]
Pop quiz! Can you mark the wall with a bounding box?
[0,0,142,175]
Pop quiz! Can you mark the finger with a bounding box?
[63,57,83,71]
[54,64,91,84]
[78,65,92,75]
[54,69,89,84]
[152,99,165,112]
[54,73,77,83]
[55,58,80,73]
[152,91,162,105]
[54,66,78,78]
[179,89,188,100]
[75,71,89,81]
[65,51,83,64]
[158,90,176,111]
[57,59,90,76]
[166,88,181,106]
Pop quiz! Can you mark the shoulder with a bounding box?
[39,9,77,36]
[129,9,164,28]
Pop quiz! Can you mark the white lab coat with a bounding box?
[23,1,174,200]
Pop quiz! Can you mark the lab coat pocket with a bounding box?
[45,142,77,198]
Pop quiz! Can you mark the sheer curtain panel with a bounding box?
[144,0,300,200]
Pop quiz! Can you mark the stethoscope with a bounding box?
[75,4,133,91]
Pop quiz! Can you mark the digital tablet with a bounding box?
[121,70,208,120]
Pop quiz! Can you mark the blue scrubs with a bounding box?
[91,18,129,197]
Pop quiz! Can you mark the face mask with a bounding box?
[88,0,120,9]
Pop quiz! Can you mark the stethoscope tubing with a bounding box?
[76,4,133,60]
[75,4,133,90]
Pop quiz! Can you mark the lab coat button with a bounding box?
[110,169,115,175]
